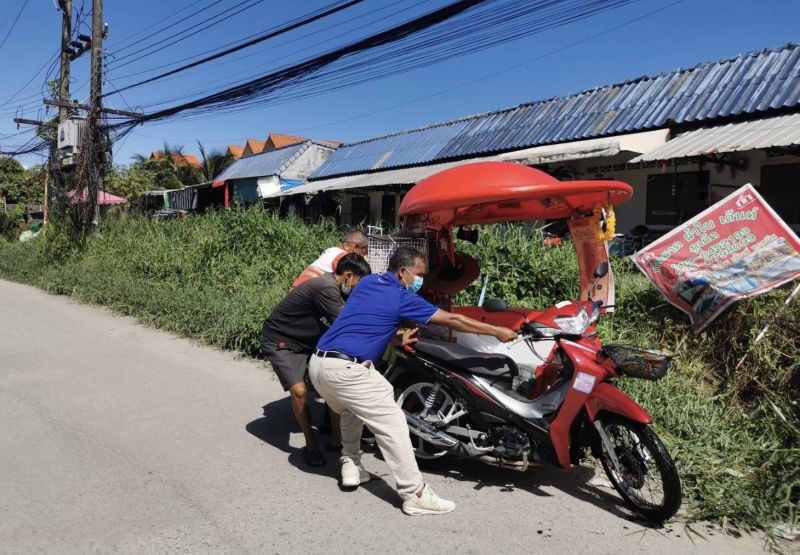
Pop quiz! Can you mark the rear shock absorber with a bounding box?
[421,383,442,418]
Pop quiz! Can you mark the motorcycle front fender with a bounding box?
[585,381,652,424]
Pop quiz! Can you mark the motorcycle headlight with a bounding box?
[590,304,600,324]
[554,308,591,335]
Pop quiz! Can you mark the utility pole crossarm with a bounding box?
[14,118,58,128]
[43,99,143,118]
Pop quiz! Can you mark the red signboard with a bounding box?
[632,184,800,333]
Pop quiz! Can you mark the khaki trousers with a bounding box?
[308,354,423,501]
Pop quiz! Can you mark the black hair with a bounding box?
[388,246,423,273]
[335,253,372,277]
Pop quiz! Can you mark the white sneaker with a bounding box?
[340,457,371,488]
[402,483,456,516]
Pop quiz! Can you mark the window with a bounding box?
[761,163,800,224]
[646,171,710,225]
[350,196,371,225]
[381,194,396,228]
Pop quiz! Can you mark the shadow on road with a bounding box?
[245,398,412,508]
[245,397,338,481]
[246,399,650,522]
[420,457,653,526]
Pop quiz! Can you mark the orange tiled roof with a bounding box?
[227,145,245,159]
[243,139,266,156]
[266,133,308,149]
[150,151,202,169]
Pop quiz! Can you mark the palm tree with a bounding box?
[197,141,233,182]
[131,142,185,164]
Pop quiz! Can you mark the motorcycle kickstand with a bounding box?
[593,419,624,476]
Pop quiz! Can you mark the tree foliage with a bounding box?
[0,159,45,205]
[107,141,233,203]
[197,141,233,182]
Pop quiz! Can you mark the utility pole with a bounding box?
[58,0,71,124]
[89,0,104,228]
[49,0,72,224]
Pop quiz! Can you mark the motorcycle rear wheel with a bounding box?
[394,374,462,460]
[597,414,682,523]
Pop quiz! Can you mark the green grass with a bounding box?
[0,211,797,534]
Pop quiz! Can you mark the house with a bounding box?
[211,140,338,209]
[149,151,202,169]
[235,133,342,158]
[286,43,800,236]
[227,145,245,160]
[241,139,267,157]
[265,133,308,150]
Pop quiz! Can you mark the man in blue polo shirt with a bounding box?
[310,246,517,516]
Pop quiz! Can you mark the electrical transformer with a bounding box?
[57,117,87,167]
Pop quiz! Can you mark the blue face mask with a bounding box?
[402,270,424,294]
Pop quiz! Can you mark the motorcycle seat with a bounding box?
[413,338,519,378]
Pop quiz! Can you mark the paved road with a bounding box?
[0,280,765,554]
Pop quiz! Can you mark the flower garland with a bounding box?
[592,203,616,242]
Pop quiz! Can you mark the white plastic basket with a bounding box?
[366,234,429,274]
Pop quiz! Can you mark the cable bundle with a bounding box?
[107,0,633,137]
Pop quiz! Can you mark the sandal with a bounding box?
[302,447,326,467]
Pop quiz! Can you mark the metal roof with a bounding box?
[215,141,310,181]
[313,43,800,179]
[273,157,501,198]
[630,113,800,162]
[286,129,668,197]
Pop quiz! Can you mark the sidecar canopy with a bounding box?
[399,161,632,229]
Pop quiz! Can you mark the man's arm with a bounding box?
[429,309,518,342]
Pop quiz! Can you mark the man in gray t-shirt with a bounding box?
[260,254,371,467]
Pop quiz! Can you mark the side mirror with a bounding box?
[593,262,609,278]
[483,298,507,313]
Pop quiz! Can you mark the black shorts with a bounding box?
[261,339,310,391]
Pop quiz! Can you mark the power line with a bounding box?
[104,0,364,97]
[108,0,265,68]
[108,0,633,129]
[286,0,690,135]
[107,0,426,93]
[106,0,213,51]
[0,0,30,55]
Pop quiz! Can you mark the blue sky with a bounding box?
[0,0,798,167]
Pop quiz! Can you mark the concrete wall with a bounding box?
[282,144,336,181]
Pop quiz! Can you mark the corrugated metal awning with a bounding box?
[630,114,800,162]
[499,129,668,165]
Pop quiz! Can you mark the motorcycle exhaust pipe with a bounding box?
[478,454,530,472]
[405,413,459,449]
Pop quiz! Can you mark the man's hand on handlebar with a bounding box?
[494,327,518,343]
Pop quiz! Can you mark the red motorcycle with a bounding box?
[388,262,681,522]
[384,161,681,522]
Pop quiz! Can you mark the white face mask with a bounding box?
[340,276,352,296]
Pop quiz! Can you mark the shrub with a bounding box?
[0,214,796,533]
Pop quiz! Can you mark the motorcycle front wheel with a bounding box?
[597,414,682,523]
